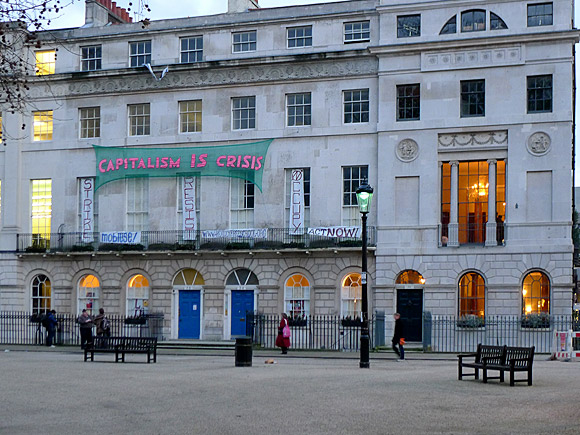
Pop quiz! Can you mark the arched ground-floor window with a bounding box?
[458,272,485,317]
[78,274,100,315]
[522,271,550,315]
[341,273,361,318]
[127,274,150,316]
[284,274,310,319]
[32,274,51,315]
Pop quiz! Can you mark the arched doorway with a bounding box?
[173,268,204,339]
[395,270,425,342]
[225,268,259,339]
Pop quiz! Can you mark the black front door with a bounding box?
[396,289,423,342]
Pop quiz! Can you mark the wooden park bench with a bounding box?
[84,336,158,363]
[483,346,535,386]
[458,344,506,381]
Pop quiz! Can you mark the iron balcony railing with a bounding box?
[439,222,506,247]
[0,312,164,346]
[16,227,376,254]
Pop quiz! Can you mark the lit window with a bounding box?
[128,103,150,136]
[286,93,311,127]
[33,110,53,141]
[397,15,421,38]
[35,50,56,75]
[522,271,550,315]
[440,16,457,34]
[127,178,148,231]
[460,80,485,117]
[81,45,102,71]
[440,160,506,245]
[180,36,203,63]
[179,100,202,133]
[233,31,256,53]
[78,275,100,315]
[31,179,52,245]
[528,3,553,27]
[459,272,485,317]
[344,21,370,42]
[285,274,311,319]
[129,41,151,67]
[343,89,369,124]
[232,96,255,130]
[32,274,51,315]
[127,274,150,316]
[341,273,361,318]
[287,26,312,48]
[79,107,100,138]
[397,84,420,121]
[527,75,552,113]
[230,178,254,229]
[342,166,368,226]
[396,270,425,285]
[461,10,486,32]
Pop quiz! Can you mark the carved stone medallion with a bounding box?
[527,132,551,156]
[396,139,419,162]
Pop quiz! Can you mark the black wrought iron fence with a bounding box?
[247,314,378,352]
[0,312,164,346]
[423,313,575,353]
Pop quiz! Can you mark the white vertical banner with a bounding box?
[182,176,197,240]
[289,169,304,235]
[80,178,94,243]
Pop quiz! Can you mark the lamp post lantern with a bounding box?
[356,181,373,369]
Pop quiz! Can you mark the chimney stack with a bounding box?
[84,0,133,27]
[228,0,260,13]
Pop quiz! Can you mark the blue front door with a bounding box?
[179,290,201,339]
[231,290,254,337]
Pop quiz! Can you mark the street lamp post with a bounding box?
[356,181,373,369]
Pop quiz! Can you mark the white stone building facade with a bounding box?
[0,0,577,343]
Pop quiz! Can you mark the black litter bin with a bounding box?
[235,336,252,367]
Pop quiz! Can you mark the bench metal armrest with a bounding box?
[457,353,477,360]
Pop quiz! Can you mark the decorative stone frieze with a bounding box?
[28,58,378,98]
[438,130,508,149]
[396,139,419,162]
[527,132,551,156]
[422,46,522,71]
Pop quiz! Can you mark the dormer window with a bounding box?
[461,10,486,32]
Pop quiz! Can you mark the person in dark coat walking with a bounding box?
[45,310,58,347]
[77,309,93,349]
[392,313,405,360]
[275,312,291,354]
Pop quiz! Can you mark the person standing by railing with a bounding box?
[94,308,111,338]
[45,310,58,347]
[76,309,93,349]
[275,312,291,355]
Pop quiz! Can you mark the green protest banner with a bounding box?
[94,139,273,191]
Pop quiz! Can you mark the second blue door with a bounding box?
[231,290,254,337]
[179,290,201,339]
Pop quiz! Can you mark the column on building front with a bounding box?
[485,160,497,246]
[447,161,459,247]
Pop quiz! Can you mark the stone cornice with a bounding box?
[369,30,580,56]
[27,55,378,99]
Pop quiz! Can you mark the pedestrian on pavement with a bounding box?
[392,312,405,360]
[77,309,94,349]
[94,308,111,337]
[275,312,291,354]
[45,310,58,347]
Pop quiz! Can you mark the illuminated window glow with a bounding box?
[35,50,55,75]
[127,274,150,316]
[522,271,550,315]
[33,111,53,141]
[341,273,362,318]
[285,274,311,318]
[78,275,100,315]
[31,179,52,241]
[459,272,485,317]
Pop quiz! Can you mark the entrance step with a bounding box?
[158,340,236,351]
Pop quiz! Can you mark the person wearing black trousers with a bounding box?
[392,313,405,360]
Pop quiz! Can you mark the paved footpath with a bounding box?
[1,347,579,435]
